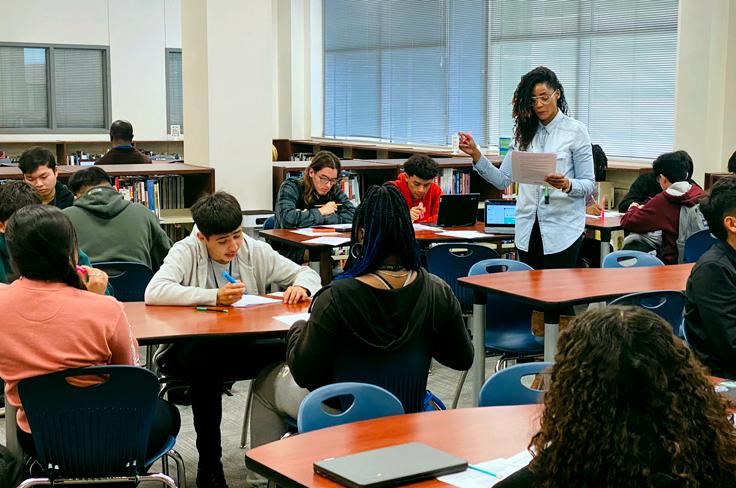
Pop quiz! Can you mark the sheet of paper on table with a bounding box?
[302,236,351,246]
[437,230,489,239]
[273,313,311,326]
[438,450,533,488]
[232,295,281,307]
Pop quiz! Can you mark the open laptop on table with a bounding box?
[427,193,480,228]
[484,199,516,234]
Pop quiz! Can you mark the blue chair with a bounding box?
[609,290,687,337]
[297,382,404,433]
[17,365,184,487]
[91,261,154,302]
[479,362,553,407]
[602,250,664,268]
[426,243,500,313]
[684,229,717,263]
[262,216,275,230]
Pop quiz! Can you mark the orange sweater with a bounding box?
[0,279,139,432]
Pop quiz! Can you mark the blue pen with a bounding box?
[468,465,499,478]
[222,271,238,284]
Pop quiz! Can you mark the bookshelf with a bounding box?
[0,140,184,165]
[273,138,462,162]
[704,172,732,190]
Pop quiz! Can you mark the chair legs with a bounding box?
[450,369,468,409]
[161,448,186,488]
[240,380,256,448]
[18,474,178,487]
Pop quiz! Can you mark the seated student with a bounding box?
[728,150,736,174]
[684,176,736,378]
[64,166,171,271]
[18,147,73,209]
[248,184,473,451]
[145,191,320,488]
[274,151,356,261]
[389,155,442,223]
[0,205,180,461]
[0,181,106,293]
[620,150,704,264]
[95,120,152,165]
[496,306,736,488]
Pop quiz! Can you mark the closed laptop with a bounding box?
[313,442,468,488]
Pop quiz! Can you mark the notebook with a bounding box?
[313,442,468,488]
[430,193,480,228]
[484,199,516,234]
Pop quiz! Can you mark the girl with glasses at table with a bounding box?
[274,150,356,263]
[458,66,595,270]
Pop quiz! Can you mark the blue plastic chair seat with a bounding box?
[479,362,553,407]
[683,229,717,263]
[486,329,545,353]
[602,250,664,268]
[91,261,154,302]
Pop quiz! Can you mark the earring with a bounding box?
[350,242,363,259]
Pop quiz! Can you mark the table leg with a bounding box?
[319,249,333,285]
[469,292,486,407]
[599,230,612,267]
[543,308,561,362]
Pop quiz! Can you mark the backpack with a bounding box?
[591,144,608,182]
[677,203,709,263]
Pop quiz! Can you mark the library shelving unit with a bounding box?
[273,138,459,162]
[0,140,184,165]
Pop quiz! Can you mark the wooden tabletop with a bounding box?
[124,299,310,344]
[458,263,693,307]
[584,214,623,230]
[245,405,542,488]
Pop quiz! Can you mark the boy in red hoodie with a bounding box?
[621,150,704,264]
[390,155,442,223]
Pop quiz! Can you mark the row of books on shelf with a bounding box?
[114,175,185,216]
[67,151,182,165]
[162,223,189,242]
[434,168,471,195]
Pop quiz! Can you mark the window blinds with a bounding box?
[167,50,184,133]
[53,48,106,129]
[0,46,48,129]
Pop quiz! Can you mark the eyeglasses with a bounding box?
[531,92,558,105]
[317,175,338,186]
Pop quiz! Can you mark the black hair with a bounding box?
[728,150,736,174]
[191,191,242,237]
[110,120,134,142]
[18,146,57,174]
[591,144,608,182]
[0,181,41,223]
[6,205,84,289]
[699,176,736,240]
[68,167,113,195]
[512,66,569,151]
[339,184,421,279]
[652,150,692,184]
[403,155,440,180]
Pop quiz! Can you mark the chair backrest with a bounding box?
[683,229,718,263]
[263,216,275,230]
[91,261,154,302]
[601,250,664,268]
[609,290,687,336]
[426,243,500,313]
[297,382,404,433]
[468,258,532,276]
[479,362,553,407]
[18,365,159,479]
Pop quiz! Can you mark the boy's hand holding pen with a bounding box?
[216,271,246,306]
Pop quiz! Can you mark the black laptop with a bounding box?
[314,442,468,488]
[429,193,480,227]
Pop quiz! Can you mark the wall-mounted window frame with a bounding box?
[0,42,111,134]
[165,48,183,135]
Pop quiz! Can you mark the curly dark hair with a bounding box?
[403,154,439,180]
[529,306,736,487]
[512,66,568,151]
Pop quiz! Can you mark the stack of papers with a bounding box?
[232,295,281,307]
[437,230,489,239]
[302,236,351,246]
[438,450,533,488]
[273,312,311,326]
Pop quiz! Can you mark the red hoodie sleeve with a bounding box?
[417,183,442,223]
[620,193,667,234]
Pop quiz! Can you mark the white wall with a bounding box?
[0,0,181,142]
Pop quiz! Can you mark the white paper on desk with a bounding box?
[438,450,533,488]
[302,236,351,246]
[291,228,324,236]
[316,224,353,230]
[267,291,285,297]
[232,295,281,307]
[511,151,556,186]
[273,313,311,326]
[586,211,624,219]
[413,223,435,231]
[437,230,488,239]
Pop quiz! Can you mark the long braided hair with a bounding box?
[339,184,421,279]
[512,66,568,151]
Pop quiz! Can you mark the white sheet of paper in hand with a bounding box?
[232,295,281,307]
[511,151,556,186]
[303,236,351,246]
[273,313,311,326]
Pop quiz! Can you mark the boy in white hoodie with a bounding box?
[145,191,320,488]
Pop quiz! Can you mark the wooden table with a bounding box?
[584,214,623,266]
[245,405,541,488]
[260,223,512,284]
[457,263,694,405]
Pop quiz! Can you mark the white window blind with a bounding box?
[0,47,48,128]
[323,0,489,146]
[166,49,184,133]
[54,48,106,129]
[488,0,679,159]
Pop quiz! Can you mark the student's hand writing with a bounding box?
[409,202,425,223]
[78,265,109,295]
[586,202,602,216]
[283,285,309,304]
[216,282,246,306]
[318,201,338,216]
[544,174,571,191]
[457,132,482,162]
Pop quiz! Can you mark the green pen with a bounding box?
[468,465,499,478]
[195,306,229,313]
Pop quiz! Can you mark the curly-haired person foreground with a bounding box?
[497,306,736,488]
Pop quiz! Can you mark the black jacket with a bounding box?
[286,268,473,412]
[684,240,736,378]
[96,146,152,165]
[51,181,74,209]
[618,172,662,212]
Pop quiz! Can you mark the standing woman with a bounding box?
[459,67,594,269]
[274,150,356,262]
